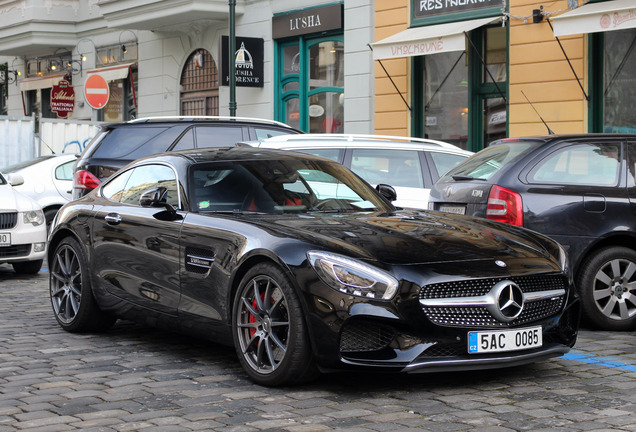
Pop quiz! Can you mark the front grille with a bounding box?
[340,320,396,352]
[0,244,31,258]
[0,212,18,229]
[420,275,567,328]
[421,274,567,299]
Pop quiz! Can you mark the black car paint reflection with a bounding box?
[48,147,579,386]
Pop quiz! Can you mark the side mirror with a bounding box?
[139,186,176,212]
[7,173,24,186]
[376,184,397,202]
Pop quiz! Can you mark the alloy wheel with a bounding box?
[593,257,636,321]
[235,275,290,375]
[50,244,82,324]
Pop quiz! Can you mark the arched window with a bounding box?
[180,49,219,116]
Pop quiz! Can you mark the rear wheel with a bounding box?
[49,237,116,332]
[578,246,636,331]
[232,263,318,386]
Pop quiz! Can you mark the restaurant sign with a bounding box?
[413,0,501,20]
[50,80,75,119]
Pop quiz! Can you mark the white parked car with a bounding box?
[0,172,47,274]
[2,154,76,229]
[244,134,472,209]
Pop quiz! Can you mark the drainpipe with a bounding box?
[229,0,237,117]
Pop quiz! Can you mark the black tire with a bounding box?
[577,246,636,331]
[49,237,117,332]
[44,208,60,233]
[12,259,43,275]
[232,263,318,386]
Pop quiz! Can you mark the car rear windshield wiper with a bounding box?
[451,175,486,181]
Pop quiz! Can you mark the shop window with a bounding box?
[276,36,344,133]
[414,25,507,152]
[590,29,636,133]
[180,49,219,116]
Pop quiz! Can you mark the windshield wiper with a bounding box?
[451,175,486,181]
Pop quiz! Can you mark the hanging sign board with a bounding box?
[84,73,110,109]
[50,80,75,119]
[221,36,264,87]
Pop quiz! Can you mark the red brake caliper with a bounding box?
[249,292,268,339]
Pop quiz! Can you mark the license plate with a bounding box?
[468,326,542,354]
[439,205,466,215]
[0,233,10,246]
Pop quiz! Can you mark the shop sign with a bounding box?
[273,4,343,39]
[413,0,501,20]
[221,36,264,87]
[50,80,75,119]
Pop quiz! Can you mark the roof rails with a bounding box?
[263,133,460,149]
[128,116,293,128]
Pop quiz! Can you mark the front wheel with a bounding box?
[232,263,318,386]
[578,246,636,331]
[49,237,116,332]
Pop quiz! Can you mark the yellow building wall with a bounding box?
[509,0,587,136]
[374,0,589,139]
[374,0,410,136]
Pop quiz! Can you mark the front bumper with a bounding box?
[0,217,47,263]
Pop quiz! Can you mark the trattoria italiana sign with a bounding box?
[50,80,75,119]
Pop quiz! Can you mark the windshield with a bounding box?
[441,140,541,181]
[0,155,56,173]
[190,158,393,214]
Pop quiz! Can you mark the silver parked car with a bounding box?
[244,134,472,209]
[2,154,77,229]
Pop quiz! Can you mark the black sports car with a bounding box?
[48,147,579,386]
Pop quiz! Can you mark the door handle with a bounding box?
[105,213,122,225]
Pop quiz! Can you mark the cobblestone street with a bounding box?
[2,265,636,432]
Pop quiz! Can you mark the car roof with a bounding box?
[147,146,328,164]
[495,134,636,144]
[101,116,298,130]
[245,133,472,154]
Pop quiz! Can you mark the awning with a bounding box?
[85,63,133,82]
[372,16,500,60]
[551,0,636,37]
[19,74,67,91]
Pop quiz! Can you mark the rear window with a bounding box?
[92,127,170,159]
[441,141,540,181]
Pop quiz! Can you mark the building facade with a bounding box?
[373,0,636,152]
[0,0,375,135]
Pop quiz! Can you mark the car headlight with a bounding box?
[23,210,45,226]
[558,243,569,273]
[307,251,399,300]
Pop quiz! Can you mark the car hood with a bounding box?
[247,210,559,267]
[0,184,40,212]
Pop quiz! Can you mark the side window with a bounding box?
[55,160,76,181]
[91,127,169,158]
[195,126,245,148]
[429,152,469,178]
[295,148,342,162]
[119,165,180,208]
[529,143,620,186]
[350,149,423,188]
[101,169,133,202]
[172,129,195,151]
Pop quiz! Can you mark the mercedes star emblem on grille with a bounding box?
[491,280,524,322]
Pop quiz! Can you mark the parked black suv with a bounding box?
[72,116,300,198]
[429,134,636,331]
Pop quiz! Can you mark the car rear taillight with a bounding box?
[486,185,523,226]
[74,170,101,191]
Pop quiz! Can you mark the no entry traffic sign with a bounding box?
[84,74,110,109]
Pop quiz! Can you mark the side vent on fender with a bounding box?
[185,247,215,274]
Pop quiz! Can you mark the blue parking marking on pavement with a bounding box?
[561,350,636,372]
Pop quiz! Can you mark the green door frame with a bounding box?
[275,33,344,132]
